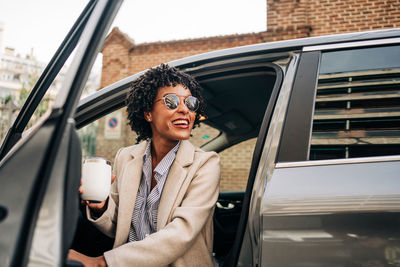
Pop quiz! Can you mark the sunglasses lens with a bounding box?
[185,96,199,112]
[164,94,179,110]
[162,94,199,111]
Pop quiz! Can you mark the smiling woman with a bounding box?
[69,64,221,267]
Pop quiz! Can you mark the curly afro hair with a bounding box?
[126,63,205,143]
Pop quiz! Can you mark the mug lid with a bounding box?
[84,157,111,165]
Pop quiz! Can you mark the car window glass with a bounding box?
[79,107,133,164]
[309,45,400,160]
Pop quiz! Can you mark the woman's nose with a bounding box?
[176,98,189,113]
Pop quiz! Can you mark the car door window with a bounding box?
[310,45,400,160]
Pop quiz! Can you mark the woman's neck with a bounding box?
[150,138,179,166]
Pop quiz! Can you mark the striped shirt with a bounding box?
[128,141,180,241]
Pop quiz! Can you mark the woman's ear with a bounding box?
[144,112,152,122]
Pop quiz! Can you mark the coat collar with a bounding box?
[174,140,195,167]
[129,140,148,159]
[129,139,194,167]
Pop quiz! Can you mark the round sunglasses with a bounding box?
[155,94,199,112]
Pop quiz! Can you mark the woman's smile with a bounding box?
[172,118,190,128]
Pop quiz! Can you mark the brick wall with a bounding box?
[267,0,309,32]
[266,0,400,36]
[306,0,400,35]
[100,30,290,87]
[98,0,400,191]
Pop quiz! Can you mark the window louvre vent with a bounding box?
[310,68,400,160]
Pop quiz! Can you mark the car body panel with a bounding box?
[261,158,400,266]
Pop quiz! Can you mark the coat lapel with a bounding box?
[114,141,147,246]
[157,140,194,230]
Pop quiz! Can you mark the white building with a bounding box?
[0,46,44,101]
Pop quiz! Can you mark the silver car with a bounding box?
[1,0,400,266]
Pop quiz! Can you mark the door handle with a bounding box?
[216,201,235,210]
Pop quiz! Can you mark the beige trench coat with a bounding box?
[88,140,220,267]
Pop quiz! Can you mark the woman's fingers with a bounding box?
[111,173,116,184]
[87,199,107,210]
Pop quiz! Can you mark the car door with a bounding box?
[255,39,400,266]
[0,1,123,266]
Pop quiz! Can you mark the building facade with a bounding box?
[0,47,42,100]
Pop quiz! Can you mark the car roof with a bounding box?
[171,28,400,69]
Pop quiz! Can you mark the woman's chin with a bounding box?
[175,135,190,141]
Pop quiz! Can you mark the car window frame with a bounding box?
[277,37,400,163]
[277,50,321,162]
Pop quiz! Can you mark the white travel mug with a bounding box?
[81,157,112,202]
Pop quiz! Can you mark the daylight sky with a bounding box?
[0,0,266,63]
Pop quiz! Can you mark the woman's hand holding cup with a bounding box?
[79,174,116,211]
[80,157,115,215]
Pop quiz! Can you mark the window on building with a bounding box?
[309,45,400,160]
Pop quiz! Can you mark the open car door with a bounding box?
[0,0,123,266]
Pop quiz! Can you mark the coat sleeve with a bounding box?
[86,148,123,237]
[103,152,220,267]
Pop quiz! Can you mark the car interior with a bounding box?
[72,61,283,264]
